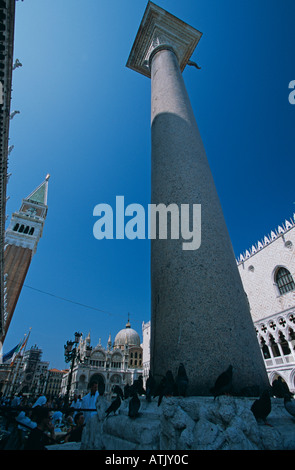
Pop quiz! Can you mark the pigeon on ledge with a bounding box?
[210,365,233,399]
[128,390,140,419]
[158,370,176,406]
[105,395,121,417]
[146,371,156,402]
[251,390,272,426]
[175,363,189,397]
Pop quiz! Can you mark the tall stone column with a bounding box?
[127,2,269,395]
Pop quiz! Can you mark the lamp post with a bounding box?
[64,332,82,407]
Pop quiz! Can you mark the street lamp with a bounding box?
[64,332,82,407]
[65,340,74,354]
[74,332,82,344]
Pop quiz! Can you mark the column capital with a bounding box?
[126,1,202,78]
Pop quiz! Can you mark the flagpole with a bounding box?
[20,327,31,356]
[9,328,31,395]
[9,337,23,395]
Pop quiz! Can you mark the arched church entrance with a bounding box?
[89,373,105,394]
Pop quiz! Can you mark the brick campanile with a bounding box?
[1,175,50,345]
[127,2,269,395]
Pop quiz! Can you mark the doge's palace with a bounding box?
[237,214,295,392]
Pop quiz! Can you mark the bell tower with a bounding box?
[1,175,50,345]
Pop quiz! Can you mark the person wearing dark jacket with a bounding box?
[24,407,56,450]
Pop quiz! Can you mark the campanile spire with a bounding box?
[1,176,50,344]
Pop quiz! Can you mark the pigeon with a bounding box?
[124,384,131,399]
[210,365,233,399]
[272,377,291,398]
[133,376,146,396]
[251,390,272,425]
[284,395,295,419]
[158,370,176,406]
[128,390,140,419]
[146,371,156,402]
[175,363,189,397]
[105,395,121,417]
[112,385,124,400]
[153,376,166,399]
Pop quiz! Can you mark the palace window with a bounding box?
[278,331,291,355]
[275,267,295,295]
[269,335,281,357]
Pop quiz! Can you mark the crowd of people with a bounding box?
[0,381,100,450]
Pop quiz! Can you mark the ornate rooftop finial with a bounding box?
[107,332,112,351]
[126,313,131,328]
[237,213,295,265]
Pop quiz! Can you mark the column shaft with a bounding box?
[150,47,269,395]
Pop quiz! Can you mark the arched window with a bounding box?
[278,331,291,356]
[260,337,271,359]
[24,226,29,234]
[19,225,25,233]
[29,227,34,235]
[275,267,295,295]
[13,223,19,231]
[269,334,281,357]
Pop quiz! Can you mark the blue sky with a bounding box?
[3,0,295,369]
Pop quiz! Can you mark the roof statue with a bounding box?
[237,213,295,264]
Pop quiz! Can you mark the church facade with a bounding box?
[61,319,143,399]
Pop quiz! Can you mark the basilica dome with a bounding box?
[114,319,141,348]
